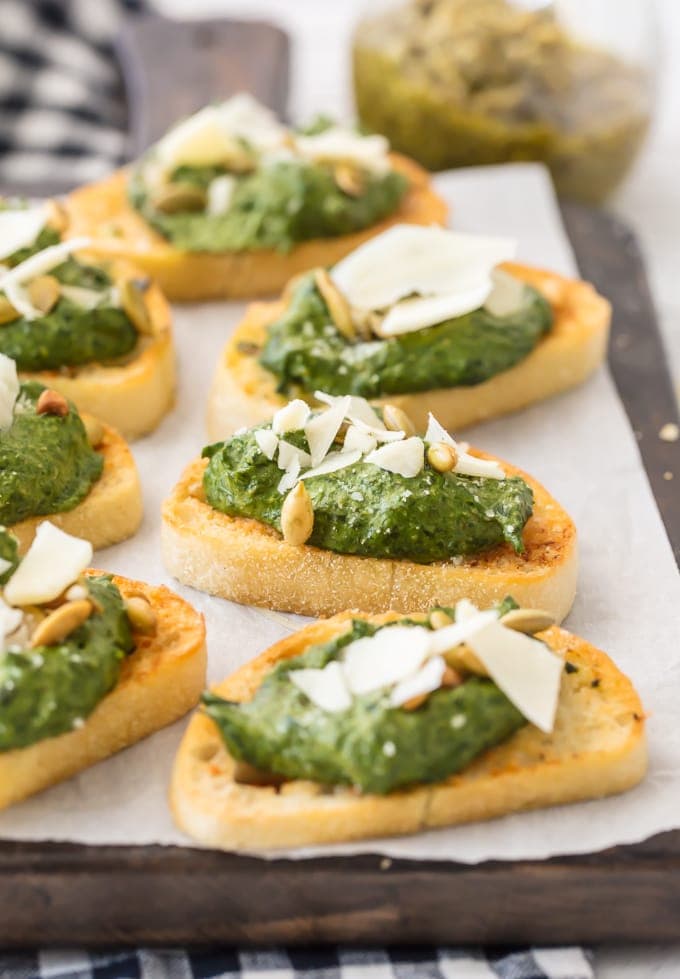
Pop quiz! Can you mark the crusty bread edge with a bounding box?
[206,262,611,439]
[9,422,143,554]
[170,612,646,851]
[160,452,578,622]
[0,573,207,810]
[64,155,448,301]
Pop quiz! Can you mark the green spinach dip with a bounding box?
[0,381,103,526]
[0,227,138,371]
[202,422,533,562]
[204,609,527,794]
[0,562,134,751]
[259,270,553,397]
[128,160,407,254]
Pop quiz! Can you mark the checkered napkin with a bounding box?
[0,946,593,978]
[0,5,593,974]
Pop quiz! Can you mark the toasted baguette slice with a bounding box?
[161,452,577,621]
[9,421,143,554]
[19,260,176,440]
[0,574,206,810]
[170,611,646,851]
[64,156,448,302]
[206,263,610,440]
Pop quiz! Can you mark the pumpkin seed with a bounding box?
[30,599,92,647]
[120,277,154,335]
[314,268,356,342]
[382,403,416,436]
[334,163,366,197]
[501,608,555,635]
[82,413,105,448]
[27,275,61,314]
[152,182,207,214]
[429,609,452,630]
[124,595,157,635]
[427,441,458,473]
[280,482,314,546]
[443,644,488,677]
[0,296,20,326]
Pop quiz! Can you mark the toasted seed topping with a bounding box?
[36,388,69,417]
[81,413,105,448]
[27,274,61,314]
[443,643,488,677]
[314,268,356,342]
[124,595,157,635]
[30,599,92,647]
[152,182,207,214]
[280,481,314,545]
[427,440,458,473]
[0,295,20,325]
[429,609,452,630]
[333,162,365,197]
[120,277,154,335]
[401,692,428,711]
[382,403,416,436]
[500,608,555,635]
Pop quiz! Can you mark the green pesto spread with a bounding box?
[0,381,103,526]
[202,422,533,562]
[0,567,134,751]
[204,610,526,794]
[0,226,137,372]
[0,531,19,584]
[259,270,552,398]
[128,159,407,254]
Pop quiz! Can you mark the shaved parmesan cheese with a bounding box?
[0,558,12,577]
[484,268,527,318]
[0,353,19,431]
[254,428,278,460]
[315,390,384,429]
[364,437,424,477]
[390,655,447,708]
[352,419,404,443]
[300,449,361,480]
[467,621,563,733]
[0,205,48,262]
[216,93,286,151]
[428,609,499,656]
[290,661,352,713]
[425,412,457,449]
[3,281,38,320]
[4,522,92,607]
[305,396,350,467]
[295,127,390,174]
[377,286,491,337]
[207,174,236,216]
[343,625,432,695]
[331,225,516,314]
[0,237,91,292]
[272,398,311,434]
[342,425,377,455]
[0,598,23,647]
[277,440,311,471]
[425,413,505,480]
[60,284,107,310]
[277,456,300,494]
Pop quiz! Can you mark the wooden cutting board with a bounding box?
[0,16,679,947]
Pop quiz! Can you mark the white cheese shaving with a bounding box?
[342,425,377,455]
[254,428,278,460]
[300,450,362,480]
[0,237,92,315]
[294,127,390,174]
[351,418,405,443]
[343,625,432,695]
[60,285,107,310]
[0,353,19,431]
[315,390,384,429]
[304,396,350,467]
[4,522,92,607]
[376,287,492,337]
[3,281,37,320]
[427,608,500,656]
[290,661,352,713]
[272,398,311,434]
[207,174,237,216]
[0,205,48,262]
[424,412,456,449]
[331,225,516,314]
[277,457,300,494]
[484,267,527,318]
[364,437,424,477]
[0,558,12,577]
[216,93,287,151]
[467,620,563,733]
[390,655,447,708]
[425,412,505,480]
[277,440,312,471]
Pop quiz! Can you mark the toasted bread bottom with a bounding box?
[206,263,611,440]
[161,452,577,621]
[20,264,176,440]
[64,155,448,301]
[0,574,206,810]
[9,422,143,554]
[170,612,646,851]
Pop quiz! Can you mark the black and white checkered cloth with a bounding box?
[0,946,594,978]
[0,5,593,976]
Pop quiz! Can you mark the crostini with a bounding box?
[171,600,646,850]
[0,199,175,438]
[65,94,447,301]
[0,522,206,809]
[0,354,142,553]
[162,395,577,619]
[206,225,610,439]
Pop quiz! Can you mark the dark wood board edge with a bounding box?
[0,207,679,948]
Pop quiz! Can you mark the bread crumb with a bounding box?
[663,471,674,481]
[659,423,679,442]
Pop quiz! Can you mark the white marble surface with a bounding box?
[147,0,680,971]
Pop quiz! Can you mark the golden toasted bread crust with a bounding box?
[0,573,207,810]
[170,612,646,851]
[9,422,143,554]
[160,451,577,621]
[206,263,611,439]
[64,156,448,301]
[20,258,176,439]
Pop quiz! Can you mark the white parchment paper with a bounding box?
[1,163,678,862]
